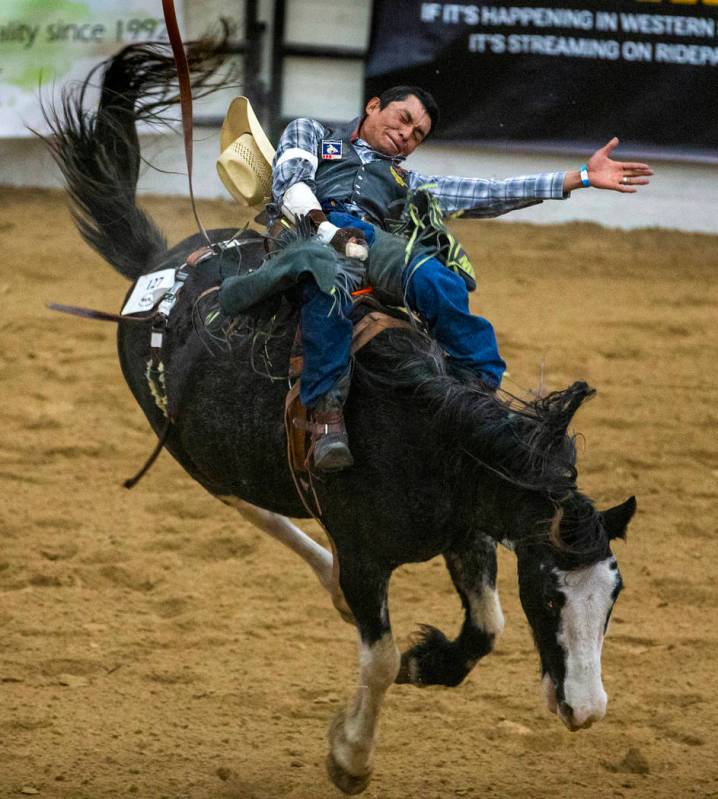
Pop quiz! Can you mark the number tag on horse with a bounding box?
[121,268,176,315]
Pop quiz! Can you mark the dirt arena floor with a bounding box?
[2,187,717,799]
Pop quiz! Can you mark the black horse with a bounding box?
[42,40,636,795]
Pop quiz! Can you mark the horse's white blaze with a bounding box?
[555,557,617,728]
[469,582,505,637]
[332,632,400,777]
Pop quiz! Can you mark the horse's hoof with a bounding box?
[325,752,372,795]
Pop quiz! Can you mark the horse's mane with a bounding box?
[353,331,610,561]
[353,325,594,500]
[549,490,607,565]
[206,236,594,504]
[184,226,604,554]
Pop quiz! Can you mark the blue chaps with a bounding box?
[299,217,506,407]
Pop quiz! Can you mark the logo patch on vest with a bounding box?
[321,140,342,160]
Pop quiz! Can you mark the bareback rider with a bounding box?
[268,86,652,472]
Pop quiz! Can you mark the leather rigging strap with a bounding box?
[284,310,413,522]
[161,0,211,246]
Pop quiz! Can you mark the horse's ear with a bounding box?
[600,496,637,540]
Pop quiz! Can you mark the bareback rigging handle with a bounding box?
[161,0,211,246]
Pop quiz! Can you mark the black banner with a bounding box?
[366,1,718,155]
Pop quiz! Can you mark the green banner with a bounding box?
[1,0,179,136]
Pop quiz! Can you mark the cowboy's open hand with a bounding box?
[587,137,653,193]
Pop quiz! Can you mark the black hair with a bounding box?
[377,86,439,137]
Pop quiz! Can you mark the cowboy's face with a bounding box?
[359,95,431,158]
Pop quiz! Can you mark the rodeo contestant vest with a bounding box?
[312,121,478,298]
[314,122,410,228]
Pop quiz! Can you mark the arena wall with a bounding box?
[1,0,716,234]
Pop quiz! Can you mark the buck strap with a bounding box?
[186,245,214,266]
[351,310,412,353]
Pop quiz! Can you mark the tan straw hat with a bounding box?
[217,96,275,207]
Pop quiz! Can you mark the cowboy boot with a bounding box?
[308,369,353,472]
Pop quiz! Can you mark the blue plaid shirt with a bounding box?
[272,117,567,221]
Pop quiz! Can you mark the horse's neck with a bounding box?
[469,479,551,550]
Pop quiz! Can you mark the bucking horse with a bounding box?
[41,35,636,795]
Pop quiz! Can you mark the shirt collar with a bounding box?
[345,116,406,164]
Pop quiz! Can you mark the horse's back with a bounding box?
[116,228,310,516]
[115,227,470,551]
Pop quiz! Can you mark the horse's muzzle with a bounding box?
[558,698,607,731]
[543,674,607,730]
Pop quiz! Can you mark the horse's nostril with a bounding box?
[559,701,574,719]
[560,700,605,730]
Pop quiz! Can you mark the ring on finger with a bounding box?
[622,176,629,185]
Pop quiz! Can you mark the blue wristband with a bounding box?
[579,164,590,188]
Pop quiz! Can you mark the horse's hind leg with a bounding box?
[326,562,399,795]
[219,497,354,623]
[397,534,504,687]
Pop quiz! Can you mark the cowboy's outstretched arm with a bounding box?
[563,137,653,193]
[408,170,566,218]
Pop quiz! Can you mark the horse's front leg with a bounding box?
[397,533,504,686]
[326,563,399,795]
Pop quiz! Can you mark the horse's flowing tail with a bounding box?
[38,29,233,281]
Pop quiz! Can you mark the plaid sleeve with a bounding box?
[407,170,567,218]
[271,118,327,208]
